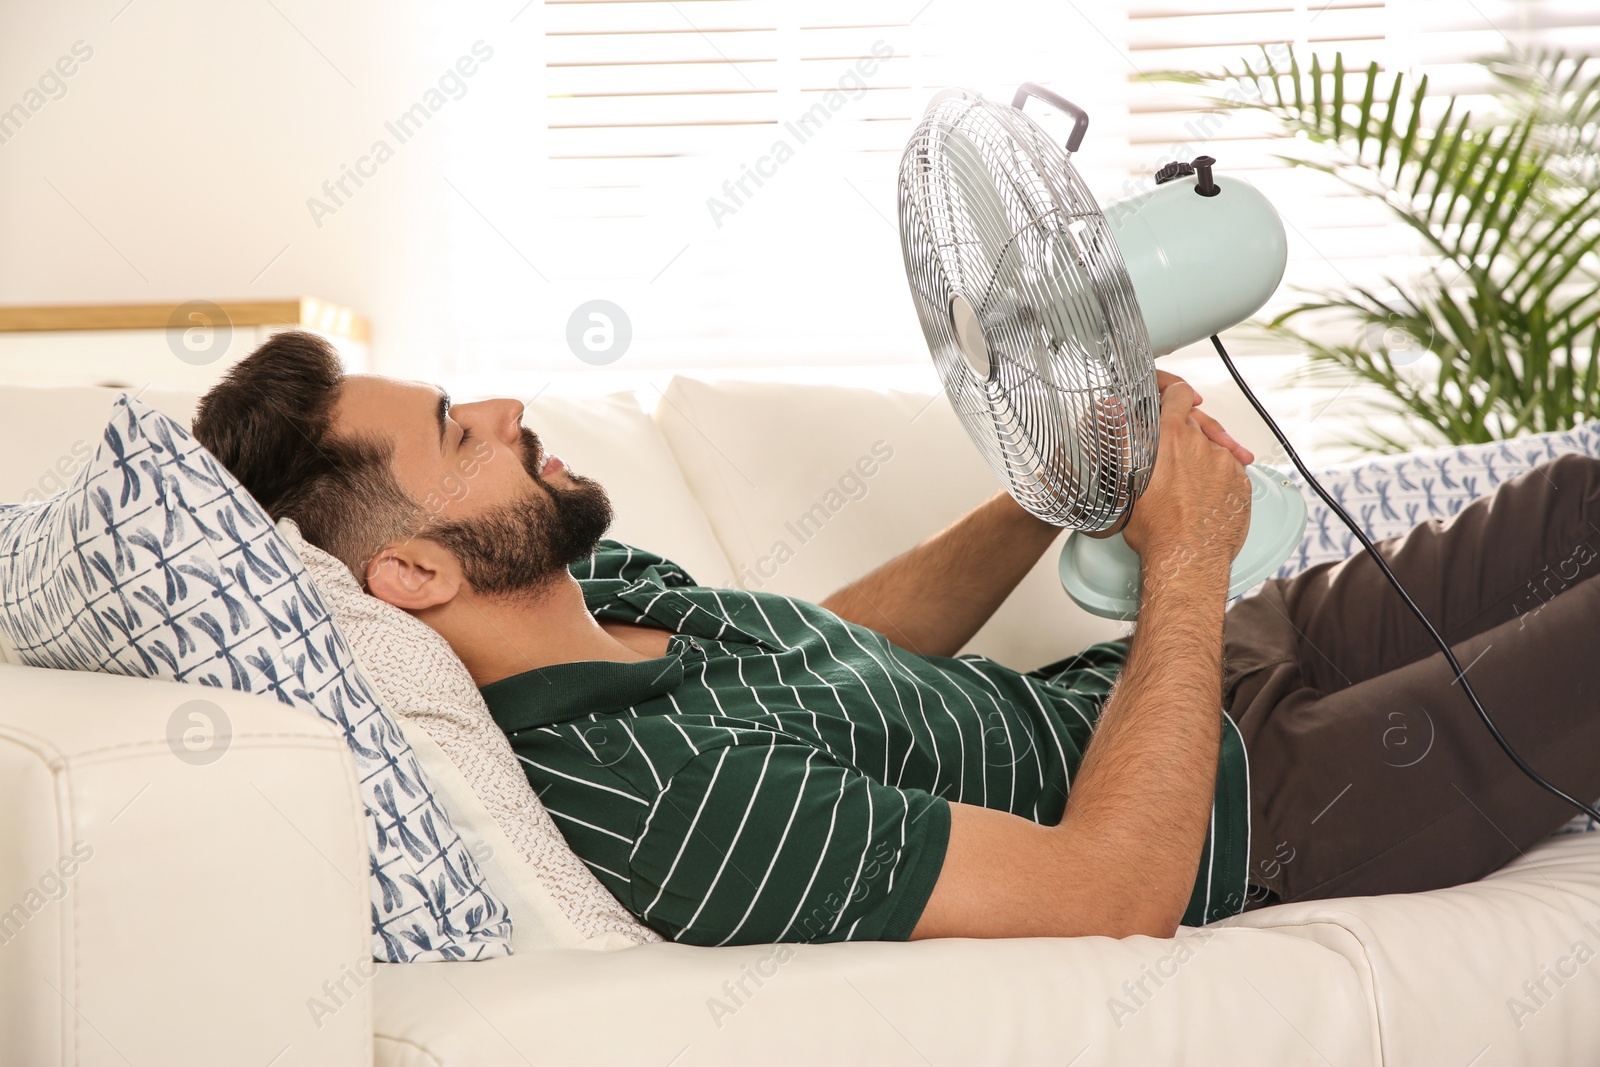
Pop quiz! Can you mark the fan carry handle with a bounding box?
[1010,83,1089,153]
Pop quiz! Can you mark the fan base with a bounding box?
[1058,464,1308,620]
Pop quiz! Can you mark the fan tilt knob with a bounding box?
[1154,156,1221,196]
[1153,160,1194,185]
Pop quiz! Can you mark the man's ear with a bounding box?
[365,539,464,611]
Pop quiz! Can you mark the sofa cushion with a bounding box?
[374,827,1600,1064]
[0,393,513,962]
[372,898,1378,1066]
[277,516,658,950]
[652,377,1129,672]
[1219,830,1600,1065]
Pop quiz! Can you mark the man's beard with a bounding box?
[417,428,613,598]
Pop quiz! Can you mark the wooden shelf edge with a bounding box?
[0,298,370,342]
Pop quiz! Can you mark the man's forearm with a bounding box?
[817,491,1062,657]
[910,547,1235,941]
[1055,547,1230,934]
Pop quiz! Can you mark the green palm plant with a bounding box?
[1155,49,1600,451]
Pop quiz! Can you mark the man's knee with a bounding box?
[1531,453,1600,528]
[1539,451,1600,489]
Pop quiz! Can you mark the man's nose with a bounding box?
[460,398,526,443]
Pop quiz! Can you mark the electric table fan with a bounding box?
[895,81,1600,825]
[897,84,1306,618]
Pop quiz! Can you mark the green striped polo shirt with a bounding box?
[482,539,1249,946]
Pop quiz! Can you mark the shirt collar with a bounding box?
[581,572,773,650]
[482,565,773,730]
[481,635,701,731]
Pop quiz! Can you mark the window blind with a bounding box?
[441,0,1135,385]
[435,0,1593,385]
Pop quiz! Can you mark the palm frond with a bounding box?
[1147,46,1600,450]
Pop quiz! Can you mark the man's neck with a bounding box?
[418,573,655,688]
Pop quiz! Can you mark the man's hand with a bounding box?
[1085,370,1253,542]
[1155,369,1253,467]
[1123,380,1252,568]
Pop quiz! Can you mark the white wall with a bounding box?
[0,0,482,377]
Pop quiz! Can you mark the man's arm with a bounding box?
[909,382,1251,939]
[819,371,1252,659]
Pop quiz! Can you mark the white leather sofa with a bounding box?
[4,362,1599,1066]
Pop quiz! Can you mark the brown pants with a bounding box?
[1223,452,1600,904]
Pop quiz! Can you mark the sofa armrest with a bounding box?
[0,663,371,1067]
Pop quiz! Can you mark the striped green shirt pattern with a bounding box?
[482,540,1249,945]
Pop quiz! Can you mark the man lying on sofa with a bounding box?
[193,331,1600,945]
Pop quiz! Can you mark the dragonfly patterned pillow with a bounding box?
[0,394,514,963]
[1270,420,1600,579]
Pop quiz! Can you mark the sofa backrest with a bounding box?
[652,376,1131,670]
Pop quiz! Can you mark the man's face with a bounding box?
[334,374,612,596]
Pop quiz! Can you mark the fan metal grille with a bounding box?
[898,88,1158,531]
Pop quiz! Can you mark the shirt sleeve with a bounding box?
[572,539,698,588]
[625,736,951,946]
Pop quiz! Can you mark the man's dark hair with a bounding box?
[192,330,416,578]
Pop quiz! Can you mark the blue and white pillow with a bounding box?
[1271,421,1600,580]
[0,395,514,962]
[1265,420,1600,835]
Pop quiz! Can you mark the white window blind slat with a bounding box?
[431,0,1588,386]
[439,0,1137,381]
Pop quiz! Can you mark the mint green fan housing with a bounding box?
[897,84,1306,619]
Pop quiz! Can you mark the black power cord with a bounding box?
[1210,333,1600,826]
